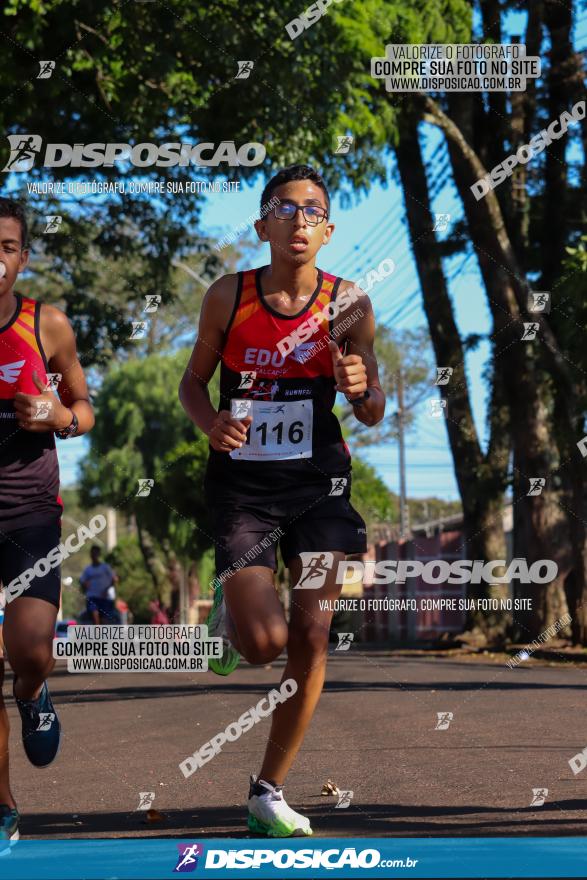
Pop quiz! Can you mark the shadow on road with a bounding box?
[19,799,587,839]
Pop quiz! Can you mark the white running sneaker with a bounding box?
[247,775,312,837]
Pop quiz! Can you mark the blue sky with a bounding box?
[56,8,587,504]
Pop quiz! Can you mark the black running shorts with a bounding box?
[209,493,368,576]
[0,520,62,608]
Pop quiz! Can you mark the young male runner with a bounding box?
[179,165,385,837]
[0,198,94,844]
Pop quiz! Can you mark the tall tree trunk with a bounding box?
[422,95,585,641]
[395,114,510,644]
[136,518,164,604]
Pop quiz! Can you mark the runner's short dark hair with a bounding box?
[260,165,330,217]
[0,198,29,248]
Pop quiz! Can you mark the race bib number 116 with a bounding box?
[230,399,313,461]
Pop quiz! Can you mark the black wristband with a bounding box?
[55,410,79,439]
[346,389,371,408]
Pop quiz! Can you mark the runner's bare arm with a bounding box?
[13,304,94,435]
[332,285,385,427]
[179,275,252,450]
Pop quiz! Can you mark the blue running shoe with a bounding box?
[13,679,61,768]
[0,805,20,852]
[206,582,240,676]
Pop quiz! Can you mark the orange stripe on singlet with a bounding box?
[11,319,41,357]
[231,274,260,331]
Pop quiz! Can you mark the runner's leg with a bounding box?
[4,597,58,701]
[223,566,288,663]
[258,551,345,785]
[0,656,16,809]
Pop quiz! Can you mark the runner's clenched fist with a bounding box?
[208,409,252,453]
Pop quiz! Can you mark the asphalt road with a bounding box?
[5,650,587,840]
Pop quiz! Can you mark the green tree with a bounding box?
[78,349,215,598]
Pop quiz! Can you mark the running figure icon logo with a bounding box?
[435,367,453,386]
[335,790,354,808]
[37,712,55,731]
[136,791,155,811]
[336,633,354,651]
[435,712,453,730]
[528,291,551,314]
[2,134,43,172]
[521,322,540,341]
[45,372,62,392]
[174,843,204,872]
[294,552,334,589]
[235,61,254,79]
[44,215,62,233]
[37,61,55,79]
[32,400,52,421]
[329,477,347,496]
[527,478,546,496]
[144,295,162,313]
[238,371,256,390]
[335,135,354,154]
[530,788,548,807]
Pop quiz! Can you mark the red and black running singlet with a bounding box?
[204,266,353,501]
[0,294,62,532]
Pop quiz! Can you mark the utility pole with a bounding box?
[397,366,410,539]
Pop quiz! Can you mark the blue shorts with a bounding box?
[86,597,116,622]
